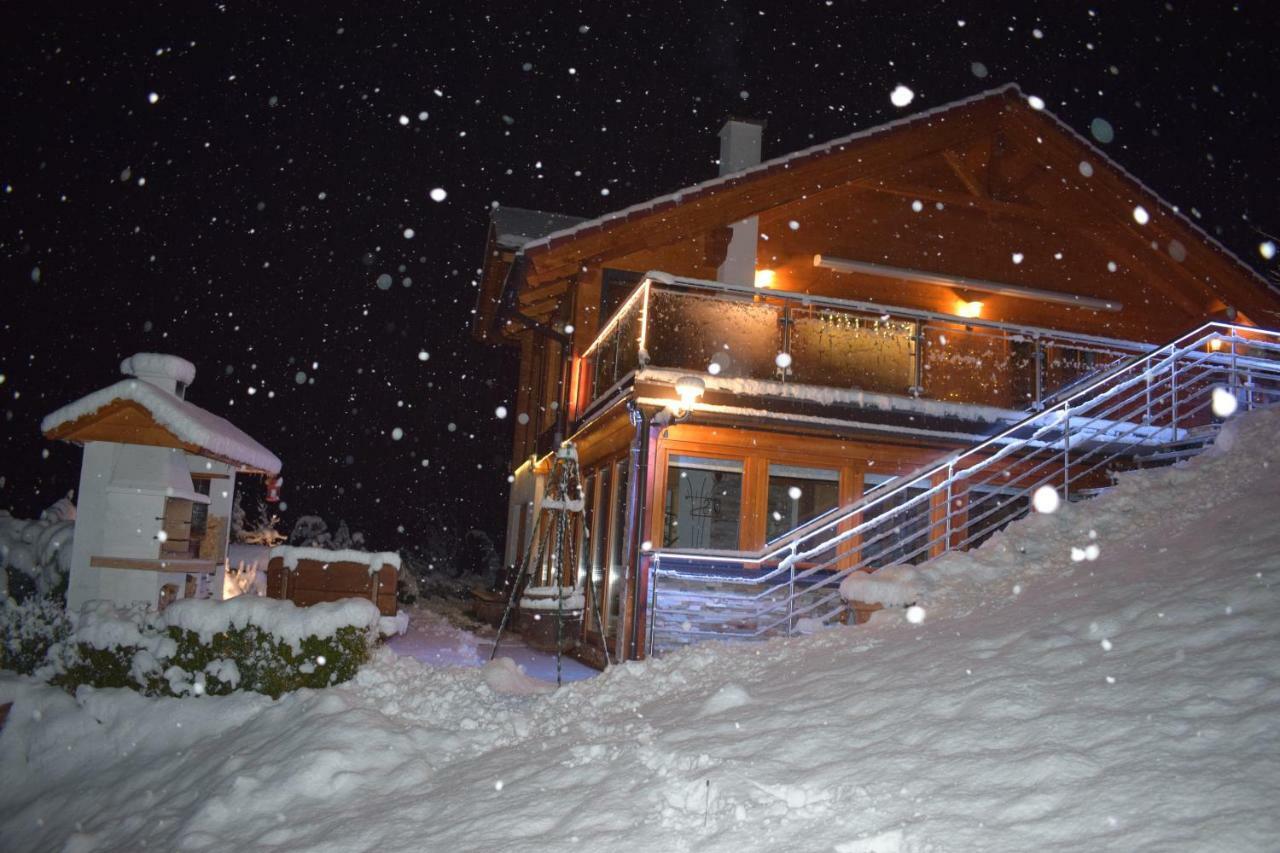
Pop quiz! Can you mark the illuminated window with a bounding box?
[766,464,840,542]
[663,455,742,549]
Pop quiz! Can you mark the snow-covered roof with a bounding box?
[120,352,197,385]
[490,206,586,251]
[517,83,1275,297]
[520,85,1021,254]
[42,378,281,474]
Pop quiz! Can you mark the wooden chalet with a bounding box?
[472,84,1280,665]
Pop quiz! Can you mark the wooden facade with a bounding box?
[473,85,1280,664]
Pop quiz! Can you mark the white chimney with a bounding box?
[716,118,765,287]
[120,352,197,397]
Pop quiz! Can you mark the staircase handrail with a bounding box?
[652,321,1279,578]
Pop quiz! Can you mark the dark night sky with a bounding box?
[2,1,1278,554]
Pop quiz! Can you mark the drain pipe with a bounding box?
[622,400,652,661]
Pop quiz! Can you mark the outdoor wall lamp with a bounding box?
[671,375,707,419]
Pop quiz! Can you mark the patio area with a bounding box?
[386,601,597,683]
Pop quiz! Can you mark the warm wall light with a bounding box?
[1208,337,1224,352]
[754,269,775,288]
[675,375,706,410]
[956,299,984,318]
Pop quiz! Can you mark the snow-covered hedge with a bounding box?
[0,596,71,675]
[37,597,381,699]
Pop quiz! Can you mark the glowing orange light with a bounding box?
[955,299,984,318]
[1208,337,1224,352]
[754,269,776,288]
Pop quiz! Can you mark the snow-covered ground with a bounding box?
[387,602,596,682]
[3,409,1280,852]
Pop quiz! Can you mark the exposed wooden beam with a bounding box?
[942,148,988,199]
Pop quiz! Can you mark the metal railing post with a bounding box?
[1033,334,1043,410]
[1170,358,1179,434]
[786,549,796,637]
[944,462,954,551]
[1062,403,1071,500]
[1230,333,1239,400]
[780,305,793,384]
[911,322,925,397]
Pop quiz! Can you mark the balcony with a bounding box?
[575,273,1152,426]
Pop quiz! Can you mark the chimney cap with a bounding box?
[719,117,768,135]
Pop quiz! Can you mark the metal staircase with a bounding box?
[646,323,1280,653]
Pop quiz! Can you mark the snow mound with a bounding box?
[3,408,1280,851]
[698,682,751,716]
[838,564,921,607]
[119,352,197,385]
[482,656,557,695]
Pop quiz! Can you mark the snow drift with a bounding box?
[3,409,1280,851]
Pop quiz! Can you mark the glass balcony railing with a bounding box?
[576,275,1152,418]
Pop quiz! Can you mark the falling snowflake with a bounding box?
[1132,205,1150,225]
[1032,485,1060,514]
[1211,387,1238,418]
[889,85,915,107]
[429,187,447,202]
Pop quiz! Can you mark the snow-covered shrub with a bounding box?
[0,495,76,600]
[0,595,71,675]
[288,515,365,550]
[404,528,501,598]
[52,598,378,699]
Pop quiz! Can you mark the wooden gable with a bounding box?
[482,85,1279,347]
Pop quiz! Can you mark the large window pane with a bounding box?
[663,455,743,549]
[606,459,630,642]
[860,474,933,568]
[964,486,1028,549]
[766,464,840,542]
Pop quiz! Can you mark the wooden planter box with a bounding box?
[850,600,885,625]
[266,555,397,616]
